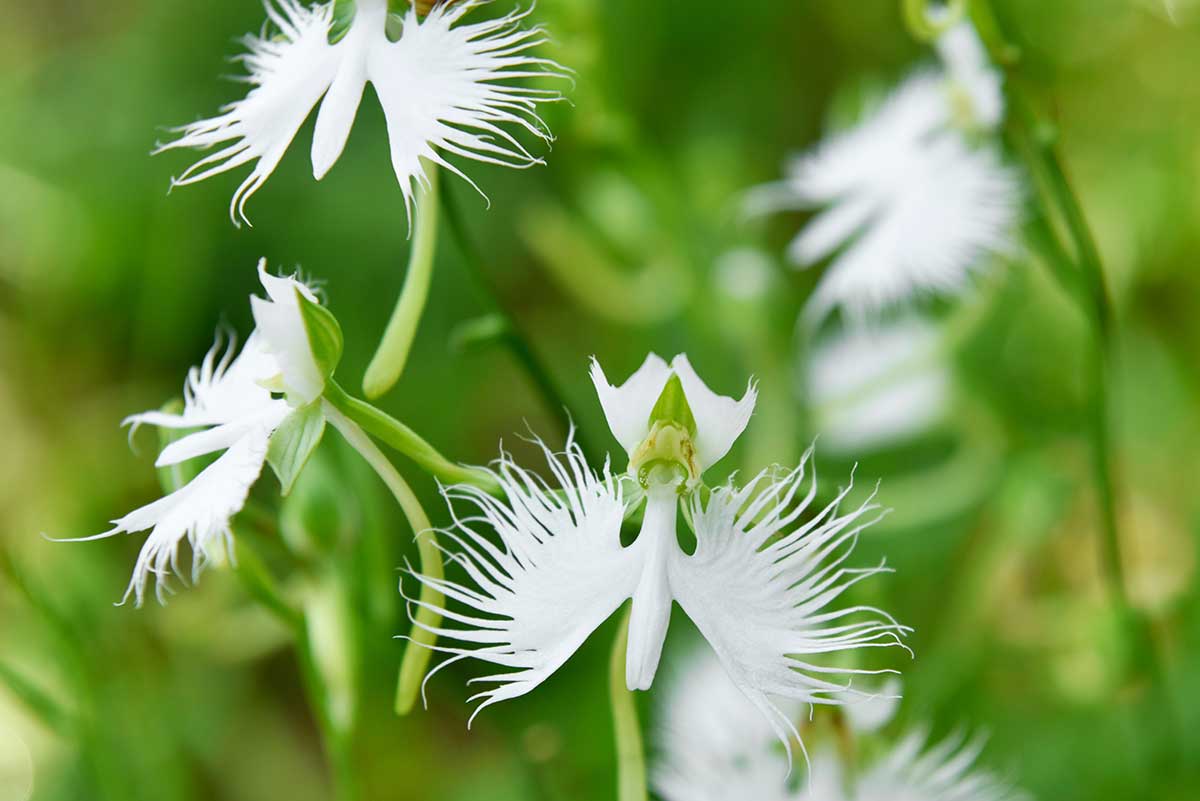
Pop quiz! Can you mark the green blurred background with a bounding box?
[2,0,1199,799]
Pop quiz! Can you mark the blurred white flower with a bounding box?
[66,264,324,605]
[807,318,950,453]
[653,647,799,801]
[846,730,1027,801]
[654,650,1023,801]
[158,0,565,225]
[748,23,1021,326]
[714,247,776,302]
[411,355,908,761]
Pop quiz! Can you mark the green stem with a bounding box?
[323,403,445,716]
[0,660,74,735]
[609,607,647,801]
[971,0,1169,695]
[324,380,500,495]
[296,620,360,801]
[363,162,441,400]
[440,183,600,463]
[232,534,304,633]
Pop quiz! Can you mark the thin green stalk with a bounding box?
[970,0,1170,698]
[323,404,445,716]
[440,183,600,463]
[981,17,1132,632]
[324,380,500,495]
[0,660,73,735]
[363,163,441,400]
[296,621,360,801]
[609,607,647,801]
[231,534,304,632]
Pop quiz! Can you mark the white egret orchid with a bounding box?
[410,354,910,758]
[807,318,950,454]
[747,22,1021,325]
[654,651,1024,801]
[67,262,338,605]
[158,0,566,225]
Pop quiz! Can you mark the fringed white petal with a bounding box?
[669,354,757,471]
[124,330,280,434]
[803,135,1021,325]
[156,0,342,225]
[590,353,673,457]
[653,648,800,801]
[156,401,290,466]
[751,32,1021,327]
[408,435,637,722]
[89,428,271,607]
[158,0,565,225]
[667,450,911,763]
[780,70,950,207]
[369,1,568,219]
[250,260,325,404]
[855,729,1030,801]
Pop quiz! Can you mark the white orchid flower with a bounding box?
[410,354,910,760]
[747,22,1022,326]
[157,0,566,225]
[807,318,950,454]
[655,651,1022,801]
[67,262,334,605]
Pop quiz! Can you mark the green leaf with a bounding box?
[267,401,327,497]
[296,287,344,382]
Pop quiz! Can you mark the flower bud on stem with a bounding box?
[363,161,441,400]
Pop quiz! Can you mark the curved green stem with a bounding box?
[609,606,647,801]
[231,533,304,632]
[363,162,441,400]
[323,403,445,717]
[440,182,601,464]
[324,380,500,495]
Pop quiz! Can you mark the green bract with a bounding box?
[267,401,328,497]
[297,287,344,384]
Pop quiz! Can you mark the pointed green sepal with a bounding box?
[296,287,344,383]
[268,401,327,497]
